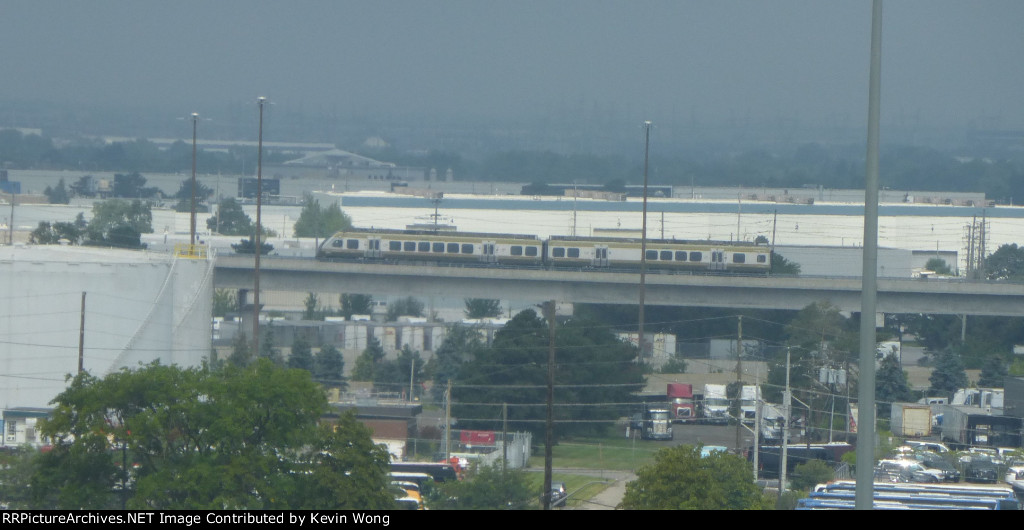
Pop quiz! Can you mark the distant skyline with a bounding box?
[2,1,1023,150]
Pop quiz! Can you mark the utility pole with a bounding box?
[78,292,86,374]
[781,347,791,492]
[543,300,556,510]
[734,315,743,454]
[190,112,199,246]
[444,379,452,461]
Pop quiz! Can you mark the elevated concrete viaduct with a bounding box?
[214,256,1024,317]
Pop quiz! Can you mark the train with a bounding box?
[316,229,772,273]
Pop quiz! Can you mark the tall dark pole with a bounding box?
[78,292,86,374]
[190,113,199,246]
[638,121,651,365]
[543,300,556,510]
[253,97,266,356]
[856,0,883,510]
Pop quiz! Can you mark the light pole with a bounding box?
[638,121,651,366]
[253,97,267,356]
[190,112,199,246]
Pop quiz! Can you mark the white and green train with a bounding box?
[317,229,771,273]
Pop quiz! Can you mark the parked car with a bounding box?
[916,455,961,483]
[964,457,999,484]
[874,459,944,483]
[904,440,951,454]
[549,481,567,508]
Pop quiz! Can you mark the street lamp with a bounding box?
[190,112,199,246]
[638,120,651,366]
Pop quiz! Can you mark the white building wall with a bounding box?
[0,246,213,408]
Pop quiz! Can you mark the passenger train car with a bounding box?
[317,229,772,273]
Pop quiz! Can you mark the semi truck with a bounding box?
[667,383,697,423]
[740,385,761,425]
[703,383,730,425]
[640,406,673,440]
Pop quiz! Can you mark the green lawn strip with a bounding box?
[529,436,662,470]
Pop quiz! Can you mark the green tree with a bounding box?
[464,298,502,319]
[29,221,82,245]
[314,343,346,390]
[341,294,373,319]
[43,178,71,204]
[172,178,214,213]
[453,309,644,439]
[31,360,394,510]
[790,460,834,491]
[619,445,770,510]
[430,463,534,510]
[978,354,1008,387]
[260,325,284,366]
[212,289,237,318]
[0,447,39,509]
[925,257,953,275]
[228,331,252,368]
[876,354,912,418]
[231,238,273,255]
[351,337,385,382]
[289,335,315,372]
[658,354,688,374]
[303,292,324,321]
[387,296,425,321]
[771,252,801,274]
[985,243,1024,281]
[373,346,425,397]
[425,324,485,403]
[84,199,152,248]
[208,198,253,236]
[293,196,353,239]
[929,348,968,399]
[110,172,160,199]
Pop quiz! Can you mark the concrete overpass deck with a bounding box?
[214,256,1024,317]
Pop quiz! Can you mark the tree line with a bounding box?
[6,127,1024,202]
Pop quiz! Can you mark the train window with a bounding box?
[332,239,344,247]
[447,243,459,253]
[432,242,445,253]
[660,250,672,261]
[757,255,767,263]
[511,246,523,256]
[568,248,580,258]
[389,241,401,251]
[525,246,538,257]
[675,251,687,261]
[418,242,430,252]
[646,250,658,260]
[404,241,416,251]
[689,251,702,262]
[552,247,565,258]
[347,239,360,249]
[462,244,473,254]
[733,253,746,264]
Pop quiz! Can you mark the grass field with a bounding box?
[528,435,664,471]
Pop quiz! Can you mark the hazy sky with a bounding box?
[2,1,1022,133]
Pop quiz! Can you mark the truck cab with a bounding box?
[641,407,673,440]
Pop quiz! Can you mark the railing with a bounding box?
[173,243,208,259]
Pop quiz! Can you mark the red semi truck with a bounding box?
[667,383,698,424]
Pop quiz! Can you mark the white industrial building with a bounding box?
[0,245,214,409]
